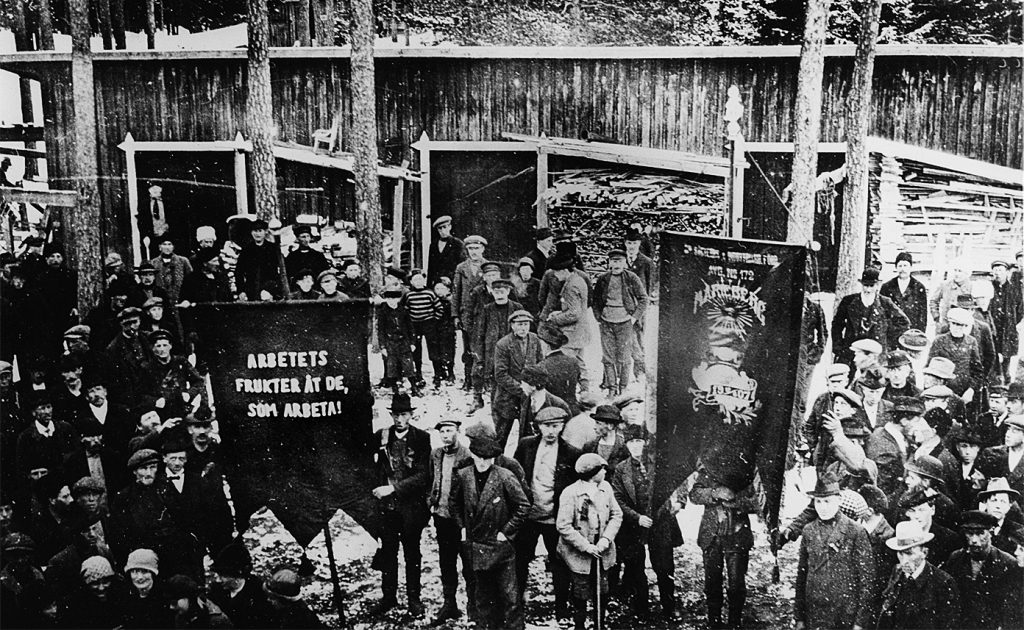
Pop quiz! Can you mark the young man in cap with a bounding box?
[523,226,554,278]
[928,307,984,397]
[957,291,998,378]
[882,351,920,401]
[263,567,326,628]
[689,458,759,629]
[513,406,581,617]
[990,258,1022,383]
[45,509,111,593]
[492,310,542,444]
[183,407,221,479]
[908,408,958,488]
[831,267,911,368]
[141,295,183,346]
[623,228,654,294]
[556,452,623,630]
[338,258,370,298]
[284,224,329,286]
[894,487,959,564]
[517,364,571,439]
[851,338,884,379]
[472,278,523,410]
[512,256,541,318]
[854,367,893,431]
[16,393,78,485]
[876,519,960,629]
[315,268,348,301]
[946,423,989,511]
[427,215,466,289]
[582,405,629,472]
[104,306,149,406]
[449,422,531,630]
[453,235,487,387]
[136,262,171,307]
[209,543,270,629]
[235,219,286,301]
[545,252,591,393]
[149,237,192,305]
[139,329,204,420]
[593,249,648,396]
[866,396,922,503]
[978,415,1024,506]
[427,417,472,624]
[803,363,851,470]
[161,436,232,562]
[370,392,431,616]
[289,268,320,300]
[794,473,874,630]
[858,483,895,623]
[940,509,1017,629]
[536,322,581,415]
[84,286,132,351]
[178,247,233,307]
[611,424,680,620]
[881,252,929,332]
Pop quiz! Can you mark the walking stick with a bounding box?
[593,556,603,630]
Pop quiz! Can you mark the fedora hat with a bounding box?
[886,520,935,551]
[590,404,623,424]
[390,392,414,414]
[807,474,841,498]
[978,477,1021,501]
[923,357,957,381]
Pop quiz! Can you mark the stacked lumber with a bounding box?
[540,168,725,273]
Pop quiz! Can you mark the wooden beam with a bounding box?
[272,142,419,180]
[0,187,78,207]
[411,139,535,153]
[417,131,431,270]
[234,131,249,215]
[0,146,47,159]
[115,138,254,152]
[867,137,1024,187]
[391,173,405,269]
[2,44,1019,64]
[121,132,143,265]
[0,125,44,142]
[536,142,548,228]
[745,141,848,153]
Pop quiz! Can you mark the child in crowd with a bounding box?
[401,269,438,389]
[428,278,457,386]
[377,288,418,395]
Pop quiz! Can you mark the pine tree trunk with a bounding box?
[247,0,280,222]
[787,0,831,244]
[111,0,126,49]
[97,0,113,49]
[349,0,384,296]
[146,0,156,48]
[37,0,55,49]
[836,0,883,298]
[69,0,103,314]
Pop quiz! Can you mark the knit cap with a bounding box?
[125,549,159,576]
[81,556,115,584]
[839,489,869,520]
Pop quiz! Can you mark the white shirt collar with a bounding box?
[910,560,926,580]
[884,423,907,452]
[35,421,54,438]
[91,400,109,423]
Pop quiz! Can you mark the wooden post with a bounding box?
[97,0,113,49]
[297,0,311,46]
[120,133,143,266]
[37,0,55,50]
[111,0,127,49]
[536,138,549,228]
[322,523,346,624]
[247,0,281,222]
[234,132,250,215]
[836,0,883,298]
[69,0,104,313]
[145,0,157,48]
[788,0,832,244]
[724,86,745,238]
[417,132,431,270]
[391,176,405,270]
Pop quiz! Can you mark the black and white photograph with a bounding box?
[0,0,1021,627]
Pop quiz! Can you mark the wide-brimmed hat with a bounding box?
[390,392,414,414]
[547,252,575,271]
[923,357,957,380]
[807,474,841,498]
[898,329,929,351]
[886,520,935,551]
[978,477,1021,500]
[591,404,623,424]
[905,455,946,483]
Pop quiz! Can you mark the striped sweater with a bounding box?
[403,288,439,323]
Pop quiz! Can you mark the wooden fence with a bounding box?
[1,45,1020,255]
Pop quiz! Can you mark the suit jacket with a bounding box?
[537,351,580,415]
[978,445,1024,508]
[427,236,466,288]
[927,333,984,396]
[15,421,78,480]
[831,293,910,364]
[556,479,623,573]
[472,299,523,380]
[452,259,484,324]
[428,443,472,514]
[877,562,960,630]
[449,464,530,544]
[514,436,581,518]
[592,270,648,326]
[688,470,758,552]
[626,253,654,293]
[149,254,192,302]
[548,273,590,350]
[373,425,431,523]
[794,513,874,629]
[492,332,543,421]
[941,545,1017,629]
[865,425,908,499]
[163,471,233,554]
[990,277,1023,353]
[234,241,285,300]
[610,456,680,572]
[880,276,929,333]
[523,247,549,278]
[582,434,630,473]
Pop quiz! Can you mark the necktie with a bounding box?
[152,199,161,220]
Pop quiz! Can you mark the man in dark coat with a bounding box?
[426,215,466,288]
[452,235,487,388]
[86,289,132,352]
[370,393,430,616]
[513,407,581,618]
[517,364,571,440]
[427,418,473,624]
[491,310,542,445]
[877,519,960,629]
[34,243,78,360]
[522,226,554,279]
[449,423,531,630]
[990,259,1023,382]
[940,510,1018,629]
[536,323,581,416]
[103,307,149,407]
[15,393,78,484]
[283,224,330,287]
[978,416,1024,508]
[623,228,654,294]
[880,253,929,333]
[234,219,286,301]
[160,437,233,560]
[138,330,205,419]
[866,396,920,500]
[209,543,271,630]
[472,279,522,404]
[612,425,680,620]
[582,405,630,473]
[928,307,985,397]
[832,267,911,368]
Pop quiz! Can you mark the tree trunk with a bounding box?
[349,0,384,296]
[297,0,311,46]
[69,0,104,314]
[37,0,55,49]
[836,0,883,298]
[787,0,831,244]
[146,0,156,48]
[97,0,113,49]
[111,0,126,49]
[247,0,280,221]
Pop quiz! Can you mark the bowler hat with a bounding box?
[264,568,302,602]
[960,509,999,531]
[895,252,913,265]
[886,520,935,551]
[898,329,929,351]
[591,404,623,424]
[861,267,880,286]
[537,322,567,348]
[534,407,568,425]
[905,455,945,483]
[624,228,643,242]
[507,309,534,324]
[978,477,1021,500]
[883,350,912,369]
[432,215,452,229]
[575,453,607,476]
[127,448,160,471]
[923,357,957,381]
[212,543,253,578]
[390,392,414,414]
[807,473,841,497]
[160,436,189,454]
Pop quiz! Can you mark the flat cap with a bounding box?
[491,278,514,290]
[432,215,452,228]
[508,309,534,324]
[517,256,535,269]
[534,407,568,425]
[850,339,883,355]
[464,235,487,246]
[480,261,502,274]
[317,269,338,283]
[832,388,863,409]
[990,259,1009,269]
[117,306,143,322]
[947,307,973,326]
[142,296,164,309]
[196,225,217,241]
[127,448,160,471]
[520,364,548,388]
[825,363,851,379]
[891,396,925,417]
[921,385,955,399]
[63,324,91,339]
[136,262,156,273]
[147,329,173,345]
[960,509,999,530]
[537,322,568,347]
[71,476,106,497]
[607,248,627,260]
[575,453,607,476]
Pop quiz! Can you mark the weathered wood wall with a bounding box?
[4,47,1021,255]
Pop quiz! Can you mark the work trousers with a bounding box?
[514,520,570,609]
[473,555,523,630]
[460,329,475,385]
[410,320,435,383]
[379,510,425,602]
[702,544,749,628]
[631,321,646,377]
[621,547,675,614]
[599,319,633,391]
[434,515,473,606]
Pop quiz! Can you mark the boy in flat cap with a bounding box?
[138,330,204,420]
[376,289,418,394]
[427,215,466,288]
[556,453,623,630]
[472,278,523,411]
[593,249,648,397]
[940,509,1017,629]
[492,310,542,444]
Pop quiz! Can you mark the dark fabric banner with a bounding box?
[193,301,382,546]
[652,232,807,529]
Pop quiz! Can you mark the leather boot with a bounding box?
[429,599,461,626]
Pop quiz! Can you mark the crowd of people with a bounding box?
[0,212,1022,630]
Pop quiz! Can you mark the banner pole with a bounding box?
[323,521,346,625]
